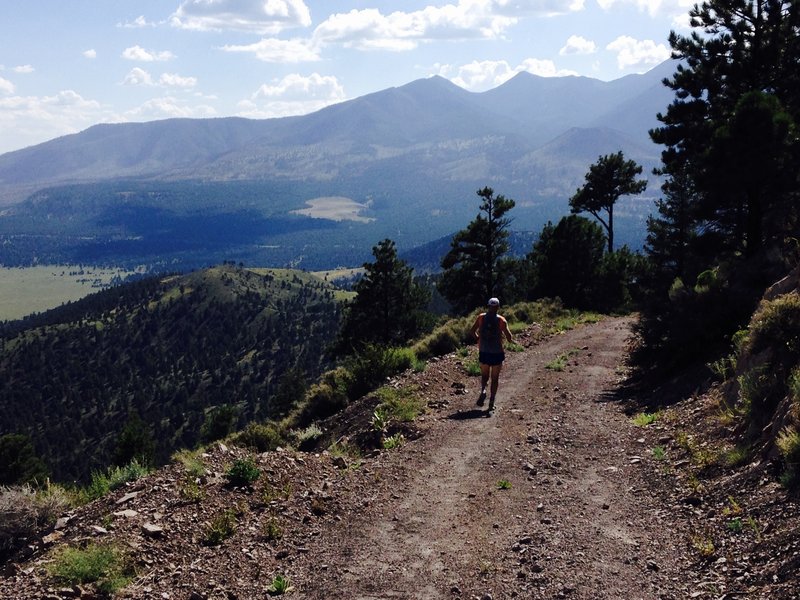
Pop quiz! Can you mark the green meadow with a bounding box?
[0,265,141,321]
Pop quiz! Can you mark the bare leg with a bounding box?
[489,364,502,408]
[478,364,490,405]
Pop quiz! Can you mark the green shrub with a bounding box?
[226,457,261,487]
[173,449,206,478]
[233,422,285,452]
[777,426,800,489]
[76,458,151,505]
[737,365,782,424]
[375,386,424,422]
[200,404,239,444]
[267,574,293,595]
[48,543,132,593]
[203,509,238,546]
[412,323,463,359]
[382,433,405,449]
[296,379,348,426]
[746,293,800,362]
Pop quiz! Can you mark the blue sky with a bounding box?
[0,0,693,155]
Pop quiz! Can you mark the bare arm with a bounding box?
[469,314,483,340]
[500,317,514,343]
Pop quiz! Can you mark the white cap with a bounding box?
[487,297,500,306]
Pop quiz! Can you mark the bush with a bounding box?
[233,422,285,453]
[777,426,800,489]
[225,457,261,487]
[375,386,425,422]
[48,543,132,594]
[746,293,800,364]
[295,380,348,426]
[412,323,464,359]
[76,459,151,505]
[0,484,69,558]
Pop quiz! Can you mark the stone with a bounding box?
[114,509,139,518]
[142,523,165,538]
[115,491,140,505]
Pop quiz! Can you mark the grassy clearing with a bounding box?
[0,265,142,321]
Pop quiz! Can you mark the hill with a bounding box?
[0,62,677,270]
[0,314,796,598]
[0,265,345,482]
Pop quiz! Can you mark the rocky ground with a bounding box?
[1,316,798,599]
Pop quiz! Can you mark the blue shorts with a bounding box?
[479,351,505,366]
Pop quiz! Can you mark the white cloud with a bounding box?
[171,0,312,34]
[159,73,198,88]
[606,36,670,70]
[221,38,320,62]
[448,58,577,91]
[241,73,345,118]
[0,90,111,153]
[122,68,154,86]
[126,96,217,119]
[13,65,35,74]
[597,0,693,21]
[119,15,156,28]
[122,45,175,62]
[83,49,97,59]
[0,77,15,95]
[559,35,597,55]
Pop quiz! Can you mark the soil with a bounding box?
[2,316,798,599]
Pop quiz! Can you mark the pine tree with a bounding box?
[569,151,647,254]
[336,239,431,351]
[439,187,515,315]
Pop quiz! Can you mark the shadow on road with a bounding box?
[447,409,491,420]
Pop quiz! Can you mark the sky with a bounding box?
[0,0,695,155]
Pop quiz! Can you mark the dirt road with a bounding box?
[297,316,693,599]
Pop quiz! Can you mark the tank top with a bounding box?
[479,312,503,354]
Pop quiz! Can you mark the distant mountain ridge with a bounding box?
[0,61,677,269]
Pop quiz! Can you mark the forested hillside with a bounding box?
[0,265,344,482]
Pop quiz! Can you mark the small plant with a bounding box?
[652,446,666,460]
[457,346,470,358]
[722,496,742,517]
[722,444,751,467]
[262,481,293,503]
[465,359,482,376]
[545,354,568,371]
[202,508,238,546]
[178,475,205,503]
[746,516,761,541]
[173,449,206,478]
[267,574,293,595]
[294,423,323,446]
[726,517,743,533]
[263,517,283,542]
[226,457,261,487]
[631,411,660,427]
[48,543,132,594]
[690,532,715,559]
[371,407,390,434]
[497,479,512,490]
[328,440,362,461]
[382,433,405,449]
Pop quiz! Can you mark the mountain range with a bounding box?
[0,60,677,270]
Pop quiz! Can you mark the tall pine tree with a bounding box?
[439,187,515,315]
